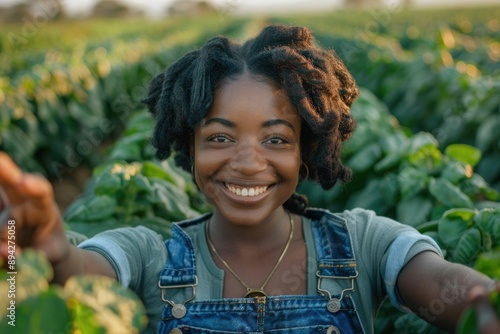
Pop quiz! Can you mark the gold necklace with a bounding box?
[206,212,294,298]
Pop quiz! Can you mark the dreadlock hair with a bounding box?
[141,24,359,215]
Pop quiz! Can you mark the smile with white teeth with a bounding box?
[225,183,269,197]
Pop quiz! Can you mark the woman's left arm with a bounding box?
[397,251,498,332]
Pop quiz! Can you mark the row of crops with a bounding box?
[1,5,499,333]
[0,15,257,179]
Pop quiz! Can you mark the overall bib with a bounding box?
[157,210,364,333]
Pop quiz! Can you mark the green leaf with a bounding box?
[417,220,439,233]
[151,185,199,221]
[476,115,499,152]
[451,227,481,264]
[0,289,70,334]
[0,250,52,310]
[94,170,122,195]
[163,158,189,189]
[65,195,117,222]
[141,161,176,184]
[345,178,389,214]
[461,174,499,202]
[428,178,474,209]
[442,208,476,222]
[474,208,500,245]
[408,143,443,172]
[107,134,144,162]
[398,166,428,199]
[374,150,405,172]
[396,196,433,227]
[445,144,482,167]
[68,298,104,334]
[16,249,53,282]
[408,132,439,153]
[346,142,382,172]
[438,212,469,249]
[442,161,473,185]
[456,307,479,334]
[474,251,500,279]
[381,173,398,206]
[64,276,147,333]
[133,174,153,192]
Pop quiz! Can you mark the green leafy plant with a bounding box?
[297,89,500,334]
[62,110,210,239]
[0,250,147,334]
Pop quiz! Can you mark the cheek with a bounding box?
[274,150,301,181]
[193,151,226,200]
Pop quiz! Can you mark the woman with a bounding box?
[0,24,498,333]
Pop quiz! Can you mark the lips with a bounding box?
[224,183,270,197]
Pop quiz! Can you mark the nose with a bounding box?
[229,140,267,175]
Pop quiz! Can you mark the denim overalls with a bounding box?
[157,209,364,333]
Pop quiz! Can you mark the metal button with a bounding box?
[169,329,183,334]
[327,298,341,313]
[172,304,187,319]
[327,325,340,334]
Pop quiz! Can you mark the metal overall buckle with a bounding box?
[316,270,358,313]
[158,276,198,319]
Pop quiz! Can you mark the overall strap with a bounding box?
[307,209,359,314]
[158,212,210,286]
[308,209,357,277]
[158,216,211,319]
[159,223,197,286]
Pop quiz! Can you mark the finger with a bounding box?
[19,173,54,208]
[469,285,500,334]
[0,155,53,209]
[0,152,23,186]
[0,153,25,205]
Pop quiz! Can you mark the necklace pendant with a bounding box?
[244,289,267,298]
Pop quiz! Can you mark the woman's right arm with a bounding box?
[0,151,116,285]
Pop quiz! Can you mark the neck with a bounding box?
[208,207,291,254]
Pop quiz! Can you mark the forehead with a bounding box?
[205,73,301,125]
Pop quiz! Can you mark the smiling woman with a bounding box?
[0,24,499,334]
[192,74,302,228]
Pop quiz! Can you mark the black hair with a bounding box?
[141,24,358,214]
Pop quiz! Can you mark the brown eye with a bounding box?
[208,134,231,143]
[265,136,287,144]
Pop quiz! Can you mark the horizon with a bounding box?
[0,0,499,17]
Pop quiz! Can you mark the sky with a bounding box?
[0,0,499,17]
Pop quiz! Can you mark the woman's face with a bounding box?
[192,73,302,226]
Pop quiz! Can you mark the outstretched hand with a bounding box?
[469,282,500,334]
[0,151,70,266]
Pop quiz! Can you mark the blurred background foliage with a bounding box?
[0,1,499,333]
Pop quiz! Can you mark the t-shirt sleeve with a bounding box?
[383,231,443,312]
[343,208,443,313]
[77,226,166,292]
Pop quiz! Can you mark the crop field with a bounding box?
[0,5,499,333]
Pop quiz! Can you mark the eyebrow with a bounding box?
[202,117,296,133]
[262,119,296,133]
[202,117,235,128]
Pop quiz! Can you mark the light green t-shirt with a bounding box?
[78,208,442,333]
